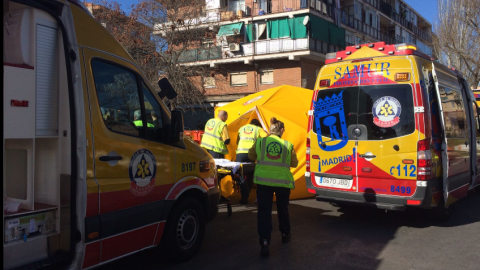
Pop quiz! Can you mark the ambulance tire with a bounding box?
[475,185,480,193]
[162,197,206,262]
[430,196,451,221]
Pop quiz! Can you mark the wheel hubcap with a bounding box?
[176,209,198,249]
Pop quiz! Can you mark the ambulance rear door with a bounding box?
[355,58,418,197]
[432,63,471,205]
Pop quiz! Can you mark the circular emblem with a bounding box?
[266,142,282,160]
[353,127,362,137]
[129,149,156,196]
[206,120,215,131]
[244,126,254,134]
[243,95,263,106]
[372,96,401,128]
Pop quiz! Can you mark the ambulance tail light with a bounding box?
[306,138,311,172]
[417,139,433,180]
[319,79,330,87]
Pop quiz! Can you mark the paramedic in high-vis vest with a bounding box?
[201,110,230,158]
[236,119,267,204]
[248,117,298,257]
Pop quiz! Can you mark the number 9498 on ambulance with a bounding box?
[305,42,480,220]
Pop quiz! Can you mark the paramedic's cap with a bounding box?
[134,110,142,120]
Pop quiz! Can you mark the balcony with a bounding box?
[178,37,343,64]
[240,37,310,56]
[379,32,405,45]
[344,16,380,40]
[178,46,223,63]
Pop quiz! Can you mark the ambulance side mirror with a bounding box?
[158,78,178,100]
[170,110,184,143]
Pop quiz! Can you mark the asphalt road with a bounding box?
[98,192,480,270]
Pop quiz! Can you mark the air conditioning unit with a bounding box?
[229,43,240,51]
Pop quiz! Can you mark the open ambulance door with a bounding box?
[431,63,471,207]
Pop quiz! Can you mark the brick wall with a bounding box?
[301,58,325,90]
[202,59,302,97]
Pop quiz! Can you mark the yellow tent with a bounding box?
[215,85,314,200]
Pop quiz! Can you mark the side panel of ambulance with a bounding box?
[3,1,220,269]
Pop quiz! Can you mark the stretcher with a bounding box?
[214,159,256,216]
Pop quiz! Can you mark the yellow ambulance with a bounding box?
[305,42,480,220]
[3,0,219,269]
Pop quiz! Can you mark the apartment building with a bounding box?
[159,0,434,128]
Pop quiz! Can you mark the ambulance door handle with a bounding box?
[99,155,123,162]
[359,154,376,159]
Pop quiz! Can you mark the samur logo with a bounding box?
[206,120,216,131]
[372,96,402,128]
[244,126,254,134]
[129,149,156,196]
[266,141,282,160]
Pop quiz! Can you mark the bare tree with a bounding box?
[87,0,233,110]
[434,0,480,88]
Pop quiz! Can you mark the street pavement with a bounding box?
[98,192,480,270]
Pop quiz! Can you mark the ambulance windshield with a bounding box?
[313,84,415,140]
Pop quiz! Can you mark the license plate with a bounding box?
[315,176,353,189]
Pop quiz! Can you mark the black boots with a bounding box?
[282,233,291,243]
[260,240,270,257]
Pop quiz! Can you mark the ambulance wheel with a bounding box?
[475,185,480,193]
[430,197,451,221]
[162,197,205,262]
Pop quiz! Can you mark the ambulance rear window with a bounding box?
[313,84,415,141]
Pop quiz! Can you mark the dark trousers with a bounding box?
[207,149,224,159]
[256,184,291,245]
[236,153,252,201]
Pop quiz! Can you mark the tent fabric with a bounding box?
[288,15,308,39]
[267,18,290,39]
[215,85,314,200]
[217,22,244,36]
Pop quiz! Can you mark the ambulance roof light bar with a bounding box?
[325,42,432,64]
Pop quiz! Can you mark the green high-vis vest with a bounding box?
[253,135,295,189]
[236,124,260,153]
[201,118,228,154]
[133,120,154,127]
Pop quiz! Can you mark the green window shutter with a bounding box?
[267,18,291,39]
[246,24,254,42]
[289,15,308,39]
[278,18,290,38]
[310,15,329,43]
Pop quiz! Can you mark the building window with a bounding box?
[230,72,247,86]
[260,69,273,84]
[203,76,216,88]
[202,39,214,48]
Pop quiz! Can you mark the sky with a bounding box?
[404,0,438,26]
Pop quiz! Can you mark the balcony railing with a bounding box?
[379,32,405,45]
[344,16,380,40]
[240,37,310,56]
[178,46,223,63]
[178,37,343,63]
